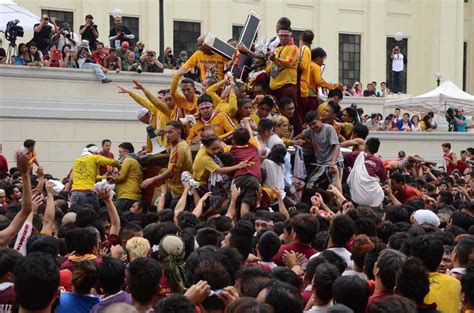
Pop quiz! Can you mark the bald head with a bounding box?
[62,212,77,226]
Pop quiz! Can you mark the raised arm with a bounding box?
[272,187,289,220]
[41,181,56,236]
[192,192,212,219]
[0,151,33,247]
[173,182,191,224]
[98,187,121,236]
[225,185,240,221]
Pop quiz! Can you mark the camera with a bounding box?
[5,20,24,43]
[445,107,459,132]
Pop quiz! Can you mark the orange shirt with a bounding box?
[298,46,311,97]
[182,50,226,82]
[267,44,300,90]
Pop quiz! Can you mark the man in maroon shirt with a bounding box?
[0,248,22,313]
[457,150,469,174]
[0,148,7,174]
[368,249,406,306]
[272,213,319,265]
[99,139,114,175]
[442,143,457,174]
[386,173,423,205]
[344,138,387,183]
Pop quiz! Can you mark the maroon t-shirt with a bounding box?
[395,184,423,204]
[0,284,16,313]
[344,151,387,182]
[98,150,115,175]
[0,155,8,173]
[230,143,261,180]
[272,242,318,266]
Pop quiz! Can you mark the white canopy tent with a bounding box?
[0,0,40,32]
[385,80,474,115]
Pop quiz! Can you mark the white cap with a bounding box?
[136,108,149,120]
[112,9,123,18]
[413,209,440,227]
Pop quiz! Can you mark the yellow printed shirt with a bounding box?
[267,44,300,90]
[114,156,143,201]
[72,154,120,191]
[424,272,461,313]
[129,91,171,152]
[310,61,339,96]
[192,145,220,185]
[167,140,193,195]
[206,82,238,117]
[298,46,311,97]
[182,50,226,82]
[170,73,199,120]
[187,111,236,142]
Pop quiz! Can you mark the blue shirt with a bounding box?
[55,292,100,313]
[454,116,467,132]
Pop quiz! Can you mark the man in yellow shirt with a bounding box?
[297,30,314,113]
[411,235,461,313]
[71,144,121,209]
[110,142,143,212]
[117,81,172,152]
[310,47,341,105]
[317,89,344,120]
[171,68,199,121]
[267,27,300,104]
[182,35,227,82]
[230,98,260,130]
[187,95,236,144]
[141,121,192,198]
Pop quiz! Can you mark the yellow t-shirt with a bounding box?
[267,44,300,90]
[309,61,339,96]
[167,140,193,195]
[115,157,143,201]
[317,101,328,118]
[192,146,220,185]
[182,50,226,82]
[129,91,171,152]
[230,114,260,128]
[170,73,199,120]
[424,272,461,313]
[298,46,311,97]
[187,112,236,142]
[72,154,120,191]
[206,82,238,117]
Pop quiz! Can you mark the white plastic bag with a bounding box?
[293,146,307,180]
[347,153,384,207]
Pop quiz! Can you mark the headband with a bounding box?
[278,29,291,36]
[255,218,274,226]
[198,101,213,109]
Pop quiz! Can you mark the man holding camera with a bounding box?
[79,15,99,51]
[140,50,164,73]
[55,22,79,52]
[160,47,177,69]
[109,13,135,48]
[454,108,468,132]
[30,14,58,55]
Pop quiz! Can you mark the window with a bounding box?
[173,21,201,56]
[386,37,408,93]
[463,42,467,91]
[41,9,73,30]
[338,34,361,87]
[292,29,304,43]
[109,15,139,47]
[233,25,243,41]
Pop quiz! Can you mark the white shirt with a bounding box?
[58,32,80,52]
[310,247,353,270]
[392,53,404,72]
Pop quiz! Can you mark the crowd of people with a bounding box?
[0,10,190,83]
[0,14,474,313]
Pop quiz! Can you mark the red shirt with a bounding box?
[344,151,387,182]
[457,160,469,174]
[0,284,16,313]
[230,143,261,180]
[395,184,423,204]
[444,151,456,174]
[0,155,8,173]
[367,289,394,307]
[98,150,115,175]
[272,242,318,266]
[91,51,107,67]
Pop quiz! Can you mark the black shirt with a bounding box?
[80,24,98,50]
[109,25,133,48]
[30,23,52,50]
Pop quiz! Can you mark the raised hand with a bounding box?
[133,79,144,90]
[116,84,130,93]
[16,149,30,174]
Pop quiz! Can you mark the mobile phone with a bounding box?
[52,49,61,61]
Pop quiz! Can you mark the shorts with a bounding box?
[233,174,261,207]
[306,162,344,190]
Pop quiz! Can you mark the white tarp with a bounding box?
[0,0,40,32]
[385,80,474,115]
